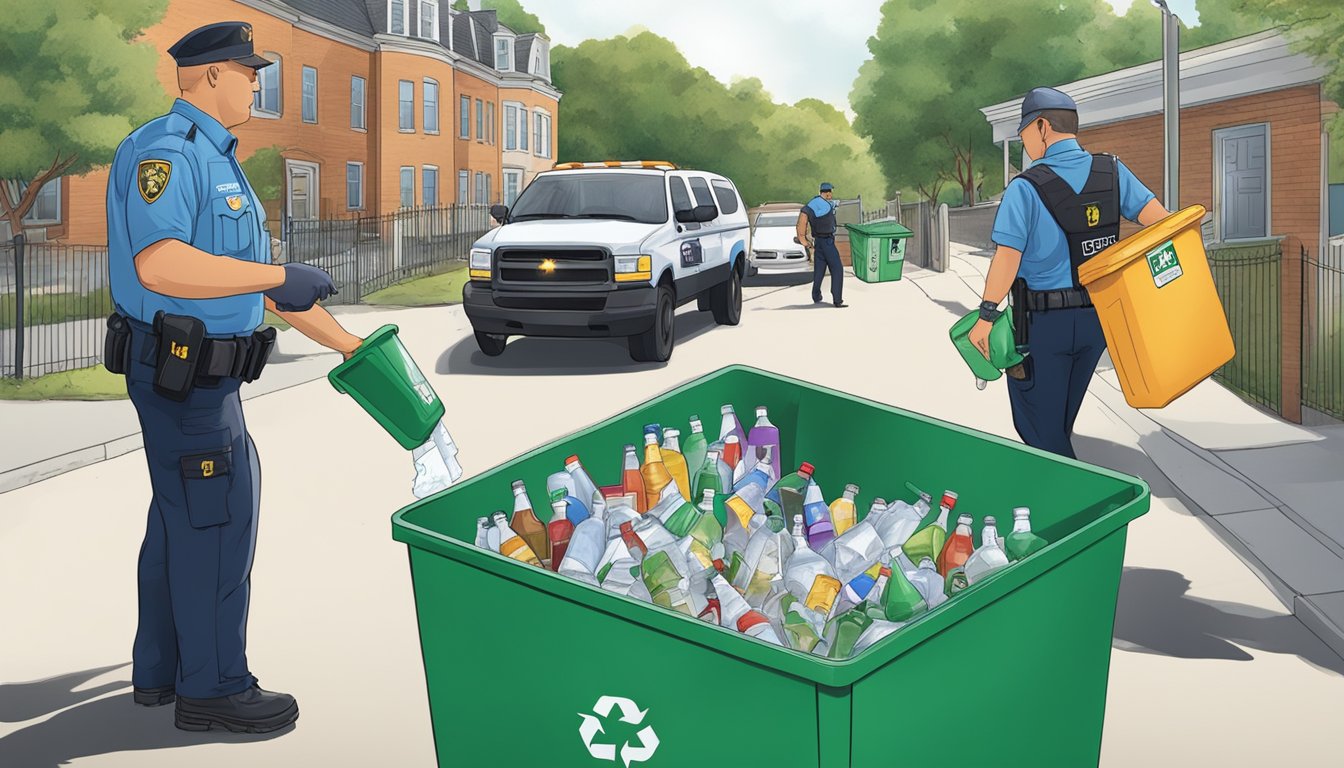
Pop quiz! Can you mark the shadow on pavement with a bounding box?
[930,297,976,318]
[0,689,292,768]
[1112,567,1344,676]
[0,664,130,723]
[436,309,719,376]
[744,272,812,288]
[1073,435,1186,510]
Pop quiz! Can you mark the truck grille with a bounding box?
[496,248,612,287]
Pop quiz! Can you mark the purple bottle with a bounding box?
[745,405,782,482]
[803,479,835,549]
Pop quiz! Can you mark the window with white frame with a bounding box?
[389,0,407,35]
[533,111,551,158]
[487,102,495,144]
[399,80,414,131]
[301,66,318,123]
[422,165,438,207]
[253,52,282,115]
[459,95,470,138]
[21,178,61,224]
[495,35,512,71]
[503,168,523,207]
[458,170,469,205]
[504,104,518,150]
[476,98,483,140]
[419,0,439,40]
[351,75,366,130]
[346,163,363,209]
[400,166,415,208]
[423,79,439,133]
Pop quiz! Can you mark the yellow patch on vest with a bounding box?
[137,160,172,204]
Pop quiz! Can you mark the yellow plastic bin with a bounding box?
[1077,205,1235,408]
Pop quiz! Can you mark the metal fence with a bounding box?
[1303,239,1344,420]
[283,204,493,304]
[1,241,111,378]
[1208,239,1282,411]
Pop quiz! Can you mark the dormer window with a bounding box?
[531,40,550,80]
[494,34,513,71]
[389,0,406,35]
[419,0,439,41]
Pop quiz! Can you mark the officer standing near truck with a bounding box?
[104,21,363,733]
[797,182,847,308]
[969,87,1169,458]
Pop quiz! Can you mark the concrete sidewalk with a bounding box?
[920,242,1344,660]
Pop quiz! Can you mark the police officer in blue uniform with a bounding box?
[797,182,848,308]
[104,22,363,733]
[970,87,1169,458]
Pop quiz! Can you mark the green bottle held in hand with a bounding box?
[1005,507,1049,561]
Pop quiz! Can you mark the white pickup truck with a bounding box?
[465,161,750,362]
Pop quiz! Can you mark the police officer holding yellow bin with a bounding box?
[970,87,1169,458]
[104,21,363,733]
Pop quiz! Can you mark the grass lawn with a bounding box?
[0,287,114,330]
[0,365,127,401]
[362,264,468,307]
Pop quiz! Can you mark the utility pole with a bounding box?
[1153,0,1181,210]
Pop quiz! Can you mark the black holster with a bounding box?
[103,312,132,375]
[152,311,206,402]
[1007,278,1031,380]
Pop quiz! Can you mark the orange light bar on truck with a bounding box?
[552,161,678,170]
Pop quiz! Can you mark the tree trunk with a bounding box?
[10,233,25,379]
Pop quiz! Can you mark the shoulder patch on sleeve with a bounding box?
[137,160,173,204]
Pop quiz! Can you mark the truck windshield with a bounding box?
[509,173,668,225]
[754,213,798,228]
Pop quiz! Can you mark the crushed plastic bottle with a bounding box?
[558,515,605,585]
[641,430,676,510]
[649,481,686,525]
[825,515,885,584]
[733,516,795,608]
[904,555,949,609]
[711,573,784,646]
[732,455,774,495]
[410,421,464,499]
[1005,507,1049,562]
[830,484,859,537]
[778,594,825,653]
[643,550,694,615]
[938,513,976,576]
[903,490,957,564]
[965,515,1012,584]
[660,428,693,501]
[802,480,835,550]
[784,515,839,601]
[871,494,927,557]
[546,499,573,573]
[510,480,549,562]
[745,406,782,483]
[621,444,647,513]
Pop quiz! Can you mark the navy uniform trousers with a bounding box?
[812,235,843,303]
[1006,306,1107,460]
[125,324,260,699]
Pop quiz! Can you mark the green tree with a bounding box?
[553,31,885,207]
[452,0,469,10]
[480,0,545,36]
[0,0,170,234]
[240,146,285,203]
[1237,0,1344,119]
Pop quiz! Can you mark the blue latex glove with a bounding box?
[266,263,337,312]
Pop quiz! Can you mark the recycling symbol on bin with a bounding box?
[578,695,660,766]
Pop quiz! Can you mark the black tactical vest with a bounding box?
[1017,154,1121,289]
[803,196,838,236]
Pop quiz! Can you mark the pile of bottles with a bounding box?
[473,404,1051,659]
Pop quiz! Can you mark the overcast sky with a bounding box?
[488,0,1202,118]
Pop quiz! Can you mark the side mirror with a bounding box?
[490,204,509,222]
[674,208,697,223]
[694,204,718,223]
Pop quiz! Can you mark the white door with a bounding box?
[286,161,320,222]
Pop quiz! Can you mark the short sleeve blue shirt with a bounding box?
[106,99,269,337]
[990,139,1157,290]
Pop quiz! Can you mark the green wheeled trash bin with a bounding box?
[845,220,913,283]
[328,324,444,449]
[391,365,1149,767]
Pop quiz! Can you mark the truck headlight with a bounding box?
[469,248,492,280]
[615,255,652,283]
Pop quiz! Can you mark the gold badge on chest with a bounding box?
[227,195,244,211]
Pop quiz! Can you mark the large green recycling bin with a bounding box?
[845,220,913,283]
[391,366,1149,768]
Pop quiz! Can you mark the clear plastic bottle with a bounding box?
[965,515,1012,584]
[564,455,601,514]
[903,490,957,565]
[718,404,747,454]
[938,513,976,576]
[641,431,675,510]
[826,517,886,584]
[872,495,928,556]
[732,455,774,495]
[621,444,647,513]
[908,556,948,609]
[722,434,743,471]
[687,501,724,569]
[1005,507,1049,562]
[784,515,839,600]
[660,428,693,501]
[732,516,794,608]
[487,511,509,552]
[683,416,709,485]
[864,497,888,526]
[474,516,491,549]
[558,516,605,585]
[510,480,549,562]
[830,484,860,537]
[547,499,574,573]
[711,573,783,646]
[745,406,782,482]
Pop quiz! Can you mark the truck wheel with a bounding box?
[474,331,508,357]
[710,264,742,326]
[628,285,675,363]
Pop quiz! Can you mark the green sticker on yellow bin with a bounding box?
[1146,240,1183,288]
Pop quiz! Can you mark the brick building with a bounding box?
[11,0,561,245]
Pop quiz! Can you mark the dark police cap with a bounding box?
[820,182,834,192]
[168,22,273,69]
[1017,87,1078,134]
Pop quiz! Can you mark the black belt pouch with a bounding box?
[103,313,132,375]
[152,311,206,402]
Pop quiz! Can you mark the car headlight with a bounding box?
[614,255,652,283]
[469,248,492,280]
